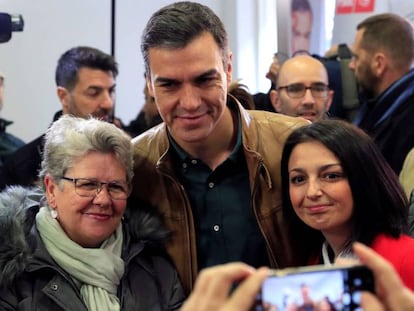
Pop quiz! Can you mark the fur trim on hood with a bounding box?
[0,186,170,287]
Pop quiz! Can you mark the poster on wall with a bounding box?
[289,0,326,56]
[290,0,313,55]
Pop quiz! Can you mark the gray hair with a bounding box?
[39,115,133,186]
[141,1,229,76]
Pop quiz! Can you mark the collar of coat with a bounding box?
[0,186,170,287]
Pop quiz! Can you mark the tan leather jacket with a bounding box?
[131,101,308,294]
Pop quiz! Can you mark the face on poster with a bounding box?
[290,0,313,55]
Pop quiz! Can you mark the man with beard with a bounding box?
[0,46,118,189]
[350,13,414,175]
[270,54,333,122]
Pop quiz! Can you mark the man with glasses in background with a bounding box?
[270,54,333,122]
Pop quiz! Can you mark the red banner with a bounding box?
[336,0,375,14]
[355,0,375,13]
[336,0,355,14]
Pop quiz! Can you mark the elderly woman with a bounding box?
[0,116,184,310]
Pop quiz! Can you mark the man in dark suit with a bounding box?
[350,13,414,175]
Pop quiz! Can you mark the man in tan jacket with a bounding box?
[131,1,308,294]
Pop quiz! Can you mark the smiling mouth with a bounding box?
[84,213,112,221]
[306,205,329,213]
[175,114,208,127]
[299,111,317,117]
[177,112,206,119]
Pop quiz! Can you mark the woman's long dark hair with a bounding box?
[281,120,408,264]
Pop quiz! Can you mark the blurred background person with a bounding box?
[0,46,118,190]
[0,72,24,167]
[255,46,358,123]
[122,82,162,137]
[271,54,333,122]
[314,296,335,311]
[228,80,255,110]
[350,13,414,176]
[253,52,286,112]
[298,283,315,311]
[400,147,414,200]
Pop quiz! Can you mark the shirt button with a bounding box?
[208,182,215,188]
[182,163,188,169]
[213,225,220,232]
[191,159,197,165]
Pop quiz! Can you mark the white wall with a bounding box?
[331,0,414,46]
[3,0,411,143]
[0,0,112,142]
[1,0,268,142]
[332,0,390,45]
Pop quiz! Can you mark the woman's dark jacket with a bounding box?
[0,187,185,310]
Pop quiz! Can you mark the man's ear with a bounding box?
[226,51,233,85]
[372,52,387,77]
[57,86,69,112]
[326,90,334,111]
[146,75,155,98]
[44,174,57,208]
[270,89,282,112]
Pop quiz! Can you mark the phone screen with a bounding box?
[255,265,374,311]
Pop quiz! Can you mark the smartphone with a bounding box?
[255,264,374,311]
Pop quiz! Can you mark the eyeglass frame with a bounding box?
[277,82,330,99]
[60,176,131,200]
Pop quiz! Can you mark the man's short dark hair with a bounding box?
[357,13,414,71]
[141,1,229,76]
[55,46,118,90]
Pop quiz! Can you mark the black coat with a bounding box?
[355,69,414,174]
[0,187,185,310]
[0,111,63,191]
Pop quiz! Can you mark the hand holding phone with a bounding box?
[256,264,374,311]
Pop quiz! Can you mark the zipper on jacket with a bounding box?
[251,159,279,269]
